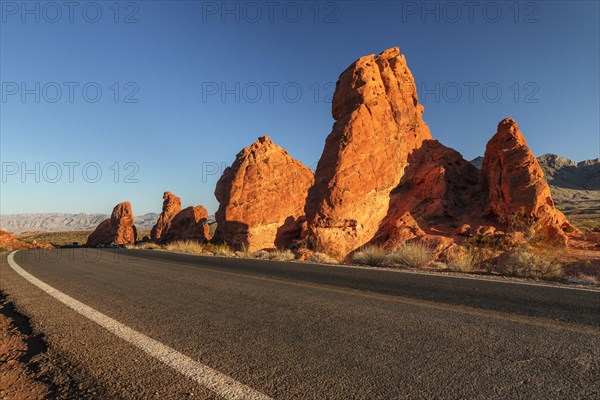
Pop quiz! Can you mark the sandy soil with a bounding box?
[0,293,49,399]
[0,291,97,399]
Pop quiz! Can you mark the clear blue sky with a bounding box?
[1,0,598,215]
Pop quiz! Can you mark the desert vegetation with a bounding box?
[124,231,598,286]
[17,231,91,247]
[352,243,435,269]
[496,250,563,281]
[447,250,481,273]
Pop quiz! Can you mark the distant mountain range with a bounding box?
[470,154,599,216]
[536,154,600,191]
[0,213,159,233]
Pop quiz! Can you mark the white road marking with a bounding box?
[7,251,273,400]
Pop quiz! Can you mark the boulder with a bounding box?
[163,206,210,243]
[482,118,577,244]
[150,192,182,243]
[214,136,314,251]
[305,47,432,258]
[86,201,137,246]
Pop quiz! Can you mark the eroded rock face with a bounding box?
[86,202,137,246]
[305,48,577,259]
[214,136,314,251]
[482,118,576,244]
[373,140,486,255]
[305,47,432,258]
[163,206,210,243]
[0,230,33,250]
[150,192,182,243]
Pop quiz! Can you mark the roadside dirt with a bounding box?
[0,291,99,399]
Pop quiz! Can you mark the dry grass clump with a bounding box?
[269,249,295,261]
[383,242,434,269]
[498,250,563,281]
[568,274,599,286]
[251,249,296,261]
[160,240,234,256]
[352,245,387,266]
[163,240,206,254]
[207,243,234,257]
[132,242,160,250]
[308,252,338,264]
[235,245,253,259]
[447,250,480,272]
[252,250,271,260]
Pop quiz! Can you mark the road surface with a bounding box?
[1,249,598,399]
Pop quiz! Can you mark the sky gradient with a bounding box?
[1,0,599,215]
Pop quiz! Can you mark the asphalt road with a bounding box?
[1,248,599,399]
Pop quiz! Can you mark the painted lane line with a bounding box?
[7,251,273,400]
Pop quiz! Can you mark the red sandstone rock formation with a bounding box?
[1,230,53,250]
[0,230,33,250]
[150,192,182,243]
[305,47,432,258]
[372,139,486,256]
[482,118,576,244]
[305,48,576,259]
[214,136,314,251]
[86,201,137,246]
[163,205,210,243]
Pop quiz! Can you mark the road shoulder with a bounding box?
[0,289,99,399]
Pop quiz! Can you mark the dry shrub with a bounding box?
[568,274,599,286]
[383,242,434,268]
[212,244,234,257]
[498,250,563,281]
[309,252,338,264]
[269,249,295,261]
[236,244,253,259]
[429,261,448,269]
[352,245,387,266]
[161,240,234,256]
[447,250,480,272]
[137,242,160,250]
[252,250,271,260]
[163,240,206,254]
